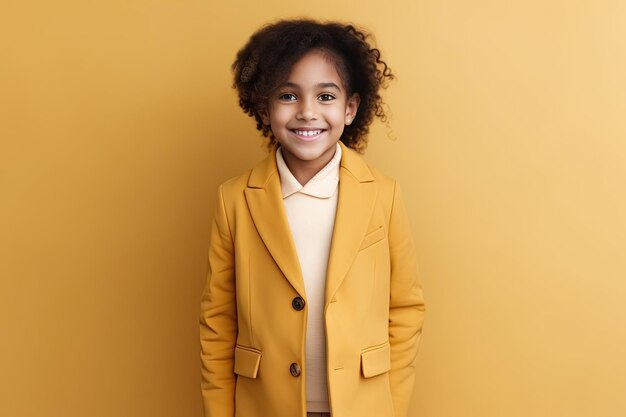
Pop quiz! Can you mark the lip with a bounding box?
[289,128,326,142]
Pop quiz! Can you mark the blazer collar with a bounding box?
[325,143,377,303]
[244,141,377,303]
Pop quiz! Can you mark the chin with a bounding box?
[290,149,327,162]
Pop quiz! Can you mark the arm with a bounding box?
[387,182,426,417]
[200,184,238,417]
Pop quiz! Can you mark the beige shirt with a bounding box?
[276,144,342,413]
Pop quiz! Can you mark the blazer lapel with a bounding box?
[325,143,377,304]
[244,152,305,297]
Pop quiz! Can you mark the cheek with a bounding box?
[329,108,348,126]
[269,108,292,128]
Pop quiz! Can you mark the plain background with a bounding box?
[1,1,625,416]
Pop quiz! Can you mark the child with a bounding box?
[200,19,425,417]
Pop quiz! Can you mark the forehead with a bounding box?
[283,50,345,89]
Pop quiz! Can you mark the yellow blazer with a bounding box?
[200,142,425,417]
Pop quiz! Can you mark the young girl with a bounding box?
[200,19,425,417]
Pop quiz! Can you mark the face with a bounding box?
[260,50,360,178]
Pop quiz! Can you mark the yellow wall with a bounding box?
[2,1,625,416]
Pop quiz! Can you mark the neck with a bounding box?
[281,147,337,186]
[289,163,323,186]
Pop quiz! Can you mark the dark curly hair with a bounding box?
[232,19,394,153]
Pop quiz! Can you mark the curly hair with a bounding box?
[232,19,394,152]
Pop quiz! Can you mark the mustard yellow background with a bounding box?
[1,1,625,416]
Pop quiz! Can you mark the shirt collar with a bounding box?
[276,143,342,199]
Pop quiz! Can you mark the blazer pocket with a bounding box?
[360,342,391,378]
[234,345,262,379]
[358,226,386,251]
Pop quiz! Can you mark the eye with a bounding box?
[278,93,297,101]
[318,93,336,102]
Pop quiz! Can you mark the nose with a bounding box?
[296,99,318,121]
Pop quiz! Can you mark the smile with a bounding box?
[292,129,323,137]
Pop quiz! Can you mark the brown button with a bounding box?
[289,362,301,377]
[292,296,305,311]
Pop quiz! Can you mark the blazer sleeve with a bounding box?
[199,184,238,417]
[387,182,426,417]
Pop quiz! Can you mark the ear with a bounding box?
[259,107,271,125]
[345,94,361,125]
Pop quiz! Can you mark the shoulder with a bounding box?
[216,150,277,200]
[340,143,397,191]
[218,170,251,198]
[367,163,396,189]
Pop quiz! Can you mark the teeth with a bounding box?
[294,130,322,137]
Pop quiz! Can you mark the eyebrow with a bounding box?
[280,82,342,91]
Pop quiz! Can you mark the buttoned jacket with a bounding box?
[200,142,425,417]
